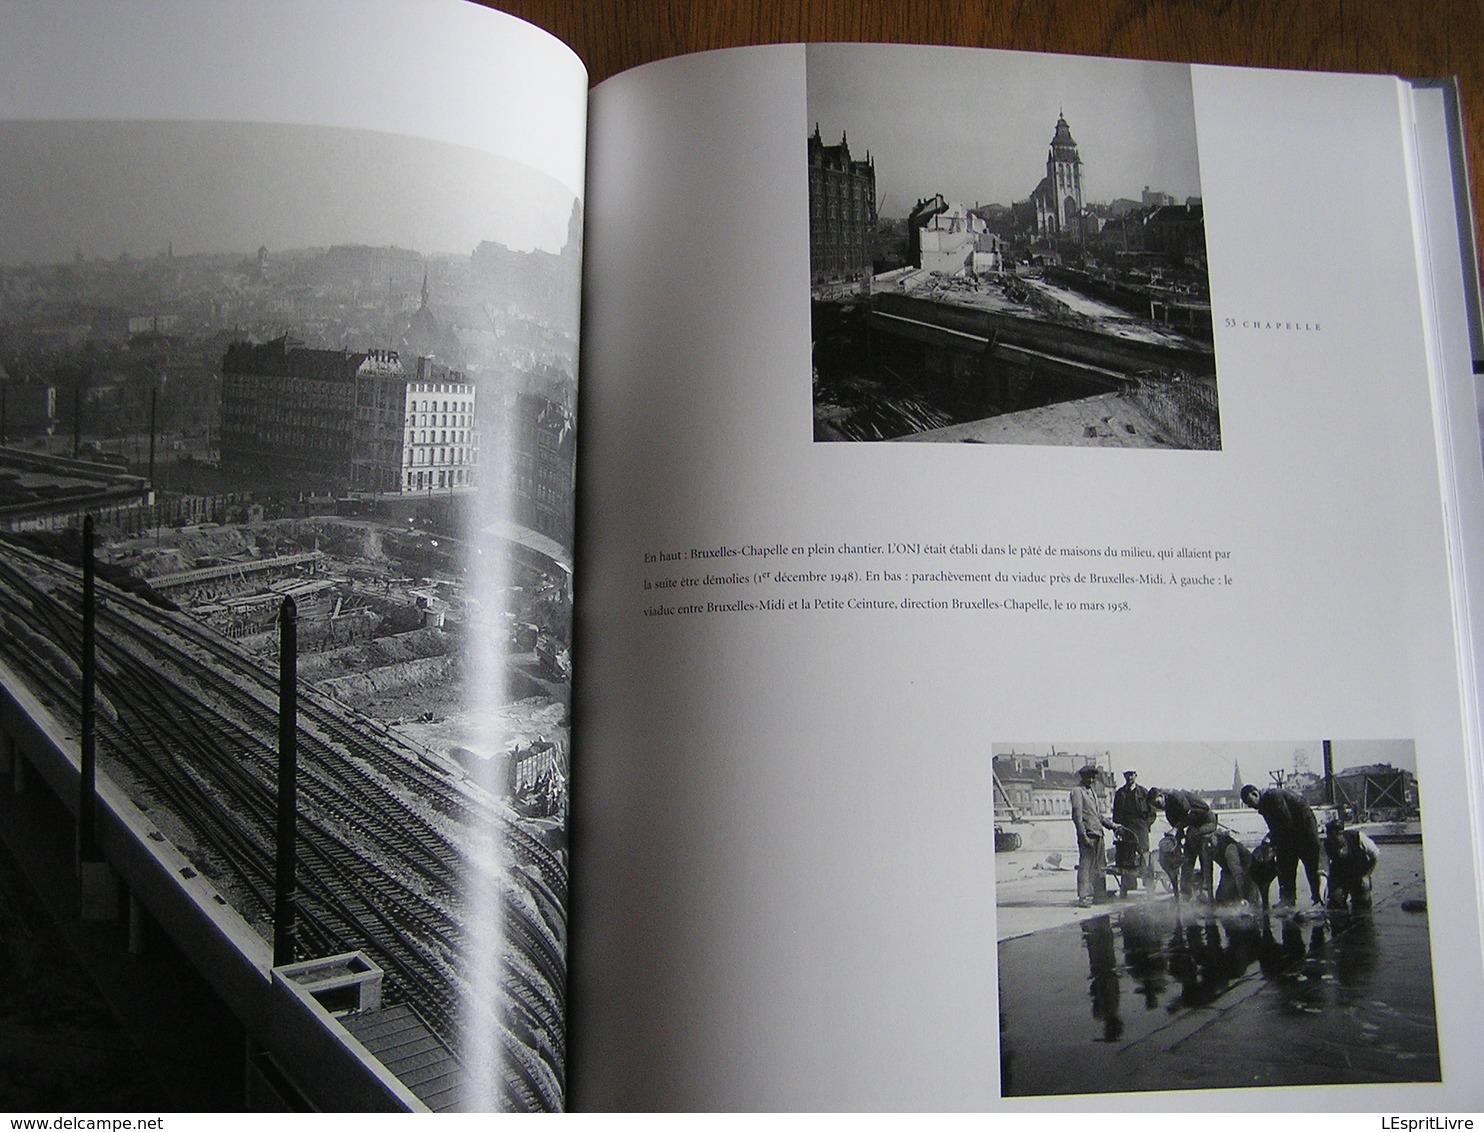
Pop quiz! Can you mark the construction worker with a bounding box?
[1241,784,1323,910]
[1071,765,1117,907]
[1147,787,1219,900]
[1112,769,1155,890]
[1323,818,1380,910]
[1155,831,1184,899]
[1208,826,1259,907]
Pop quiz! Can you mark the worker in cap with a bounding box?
[1323,817,1380,911]
[1070,765,1116,907]
[1111,769,1155,892]
[1148,786,1219,899]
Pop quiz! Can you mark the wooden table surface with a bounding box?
[489,0,1484,275]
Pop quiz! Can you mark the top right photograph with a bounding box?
[807,44,1219,448]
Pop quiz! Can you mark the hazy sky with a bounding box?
[992,740,1417,792]
[0,119,578,266]
[807,44,1203,217]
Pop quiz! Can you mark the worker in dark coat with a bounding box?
[1112,769,1155,888]
[1147,787,1219,899]
[1323,818,1380,910]
[1240,784,1323,909]
[1249,836,1279,911]
[1209,827,1259,906]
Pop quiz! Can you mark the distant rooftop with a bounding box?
[0,447,148,524]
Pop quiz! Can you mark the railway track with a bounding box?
[0,539,566,1110]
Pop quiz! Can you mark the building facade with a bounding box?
[385,355,476,494]
[993,752,1105,817]
[510,392,575,545]
[221,335,477,493]
[808,126,878,295]
[1142,203,1206,262]
[0,375,57,439]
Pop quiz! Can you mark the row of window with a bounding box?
[814,201,875,223]
[223,407,354,424]
[405,468,471,490]
[409,397,471,413]
[811,186,869,200]
[404,446,474,467]
[221,428,351,453]
[407,430,472,445]
[409,414,470,429]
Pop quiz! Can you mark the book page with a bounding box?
[0,0,583,1113]
[575,44,1484,1109]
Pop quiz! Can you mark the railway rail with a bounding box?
[0,537,565,1110]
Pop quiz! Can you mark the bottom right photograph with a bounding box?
[991,739,1437,1098]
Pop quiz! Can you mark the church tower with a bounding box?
[1035,111,1084,242]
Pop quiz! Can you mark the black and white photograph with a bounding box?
[0,119,578,1110]
[808,45,1220,448]
[992,740,1437,1097]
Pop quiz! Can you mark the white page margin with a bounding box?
[575,46,1484,1110]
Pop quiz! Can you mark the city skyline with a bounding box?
[992,739,1417,792]
[807,44,1203,217]
[0,119,578,267]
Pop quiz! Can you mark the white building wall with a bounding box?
[400,380,477,493]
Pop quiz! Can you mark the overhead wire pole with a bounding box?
[78,514,97,863]
[273,596,299,967]
[77,513,116,920]
[148,385,157,487]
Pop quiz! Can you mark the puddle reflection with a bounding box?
[1000,847,1438,1098]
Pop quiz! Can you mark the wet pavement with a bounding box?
[998,843,1439,1097]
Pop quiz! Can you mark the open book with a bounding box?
[1,0,1482,1114]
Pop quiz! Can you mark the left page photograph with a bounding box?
[0,0,585,1112]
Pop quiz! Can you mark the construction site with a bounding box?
[79,514,570,804]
